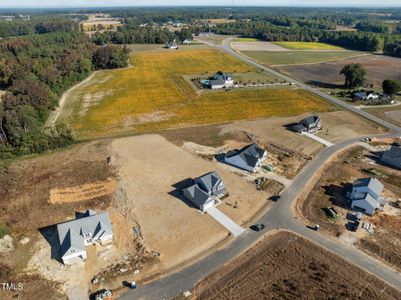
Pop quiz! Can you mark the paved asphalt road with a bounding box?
[119,40,401,300]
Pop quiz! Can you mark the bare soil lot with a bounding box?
[110,134,270,271]
[278,54,401,89]
[0,141,117,299]
[0,140,156,300]
[193,231,401,300]
[221,110,384,156]
[299,144,401,272]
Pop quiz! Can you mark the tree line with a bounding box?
[91,24,192,45]
[0,30,128,158]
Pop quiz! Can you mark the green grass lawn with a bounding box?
[242,50,362,65]
[273,41,345,50]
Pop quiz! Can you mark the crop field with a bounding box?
[273,41,345,50]
[277,54,401,88]
[242,50,363,66]
[67,49,332,139]
[194,232,401,300]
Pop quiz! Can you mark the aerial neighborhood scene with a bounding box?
[2,1,401,300]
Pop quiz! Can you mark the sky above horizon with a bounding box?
[1,0,401,8]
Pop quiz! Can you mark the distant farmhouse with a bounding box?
[224,143,267,172]
[57,210,113,265]
[382,144,401,170]
[204,71,234,89]
[165,40,179,49]
[182,171,226,212]
[353,91,379,101]
[352,91,392,104]
[290,115,321,134]
[349,177,384,215]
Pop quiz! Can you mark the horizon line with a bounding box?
[2,5,401,9]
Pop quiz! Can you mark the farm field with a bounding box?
[277,54,401,88]
[298,144,401,272]
[242,50,363,66]
[65,49,332,139]
[273,41,345,50]
[193,231,401,300]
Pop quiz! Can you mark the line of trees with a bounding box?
[91,25,193,45]
[0,29,129,158]
[0,16,78,38]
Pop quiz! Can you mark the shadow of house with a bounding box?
[283,122,301,132]
[306,80,344,89]
[323,183,352,210]
[169,178,198,209]
[38,225,63,263]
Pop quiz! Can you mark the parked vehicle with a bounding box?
[250,224,265,232]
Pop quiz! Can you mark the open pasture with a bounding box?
[68,49,332,139]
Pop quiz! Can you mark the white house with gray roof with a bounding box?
[182,171,226,212]
[350,177,384,215]
[224,143,267,172]
[208,71,234,89]
[381,144,401,170]
[57,209,113,265]
[291,115,321,134]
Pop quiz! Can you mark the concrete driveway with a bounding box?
[207,206,245,237]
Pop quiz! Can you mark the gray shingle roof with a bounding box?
[225,143,266,168]
[383,145,401,160]
[353,177,384,196]
[354,193,379,208]
[195,171,222,193]
[183,184,212,207]
[300,115,320,127]
[57,210,112,257]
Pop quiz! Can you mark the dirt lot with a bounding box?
[277,54,401,89]
[110,134,271,271]
[298,143,401,271]
[221,110,384,156]
[0,140,155,300]
[0,141,117,299]
[191,231,401,300]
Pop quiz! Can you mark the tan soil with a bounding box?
[221,110,384,156]
[192,231,401,300]
[110,134,269,271]
[49,178,117,204]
